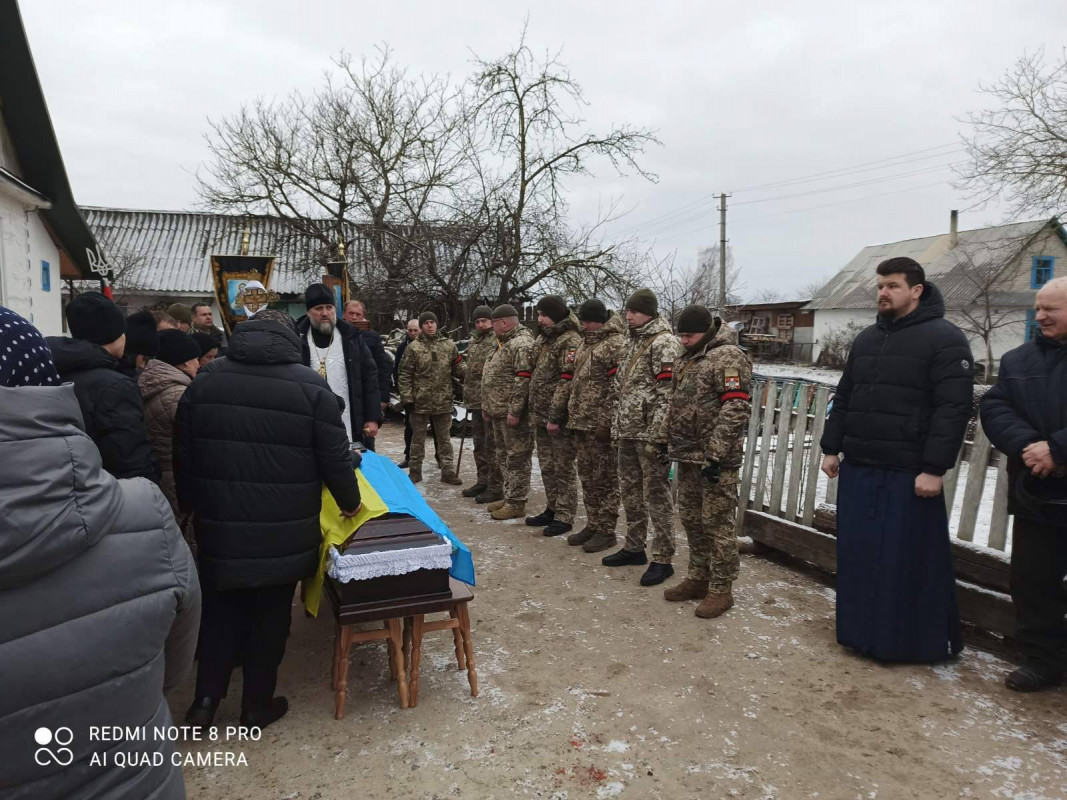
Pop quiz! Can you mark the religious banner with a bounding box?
[209,252,279,334]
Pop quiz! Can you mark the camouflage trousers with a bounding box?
[409,412,455,474]
[534,425,578,523]
[676,463,740,591]
[489,415,534,503]
[469,411,501,491]
[574,430,619,534]
[618,439,675,562]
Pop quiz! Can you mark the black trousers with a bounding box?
[195,581,297,711]
[1010,516,1067,672]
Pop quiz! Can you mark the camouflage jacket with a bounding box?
[481,324,535,419]
[462,328,496,410]
[398,332,465,415]
[553,312,627,431]
[611,315,683,443]
[663,321,752,468]
[528,313,583,425]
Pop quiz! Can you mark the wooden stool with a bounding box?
[331,618,407,718]
[403,582,477,707]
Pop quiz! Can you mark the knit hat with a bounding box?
[166,303,192,325]
[255,309,296,333]
[492,303,519,320]
[157,330,201,366]
[472,304,493,322]
[191,331,217,357]
[304,283,335,310]
[0,305,61,387]
[536,295,569,324]
[578,298,609,324]
[419,311,438,326]
[125,309,159,358]
[625,288,658,318]
[66,291,126,345]
[677,304,713,334]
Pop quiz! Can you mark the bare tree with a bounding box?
[691,245,743,310]
[470,30,660,304]
[956,49,1067,217]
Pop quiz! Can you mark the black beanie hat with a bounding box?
[625,288,658,318]
[677,304,714,334]
[472,304,493,322]
[536,295,569,324]
[124,309,159,358]
[191,331,217,357]
[492,303,519,320]
[578,298,609,324]
[419,311,438,326]
[304,283,335,310]
[157,330,202,366]
[66,291,126,345]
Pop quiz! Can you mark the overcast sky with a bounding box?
[19,0,1067,299]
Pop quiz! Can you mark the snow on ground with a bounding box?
[753,362,842,387]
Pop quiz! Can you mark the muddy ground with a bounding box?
[171,424,1067,800]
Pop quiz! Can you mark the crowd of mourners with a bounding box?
[1,256,1065,799]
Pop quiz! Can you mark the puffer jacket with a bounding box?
[481,324,536,418]
[553,312,627,431]
[528,313,582,425]
[611,315,683,442]
[0,384,200,800]
[46,337,160,484]
[398,331,465,415]
[139,359,191,515]
[664,320,752,467]
[174,320,361,591]
[462,328,497,410]
[820,282,974,475]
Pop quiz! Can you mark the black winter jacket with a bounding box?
[45,337,161,483]
[295,317,382,434]
[174,321,361,591]
[359,327,393,404]
[980,333,1067,521]
[820,283,974,476]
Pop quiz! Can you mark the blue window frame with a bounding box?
[1026,309,1041,342]
[41,260,51,292]
[1032,256,1054,288]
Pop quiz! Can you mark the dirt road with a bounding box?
[173,425,1067,799]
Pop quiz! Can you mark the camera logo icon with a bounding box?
[34,727,74,766]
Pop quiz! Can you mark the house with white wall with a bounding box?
[0,2,101,335]
[804,212,1067,374]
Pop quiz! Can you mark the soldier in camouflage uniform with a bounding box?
[398,311,466,485]
[527,295,583,537]
[603,288,684,587]
[479,304,536,520]
[661,305,752,618]
[461,305,501,500]
[548,298,627,553]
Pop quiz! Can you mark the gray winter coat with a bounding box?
[0,384,201,800]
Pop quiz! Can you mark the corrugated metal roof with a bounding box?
[80,207,396,296]
[805,219,1058,310]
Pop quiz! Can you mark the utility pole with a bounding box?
[718,193,728,311]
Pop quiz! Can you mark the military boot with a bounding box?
[476,489,504,504]
[567,527,595,546]
[491,500,526,521]
[583,532,618,553]
[525,508,554,527]
[462,483,488,498]
[408,467,423,484]
[440,472,463,486]
[695,590,734,619]
[486,498,508,512]
[663,578,709,602]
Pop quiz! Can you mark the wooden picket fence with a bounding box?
[737,377,1015,637]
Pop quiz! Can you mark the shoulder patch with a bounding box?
[724,369,741,391]
[566,347,577,364]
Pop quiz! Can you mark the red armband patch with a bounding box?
[655,370,673,381]
[606,366,618,377]
[720,391,751,402]
[560,372,573,380]
[515,370,532,378]
[452,354,463,365]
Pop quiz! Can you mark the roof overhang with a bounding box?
[0,165,51,209]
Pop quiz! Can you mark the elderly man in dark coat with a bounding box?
[981,276,1067,691]
[821,257,974,663]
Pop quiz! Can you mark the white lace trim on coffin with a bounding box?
[327,542,453,583]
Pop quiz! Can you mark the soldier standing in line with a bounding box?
[603,288,683,587]
[526,295,584,537]
[461,305,502,500]
[479,304,536,521]
[661,305,752,618]
[549,299,627,553]
[397,311,466,485]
